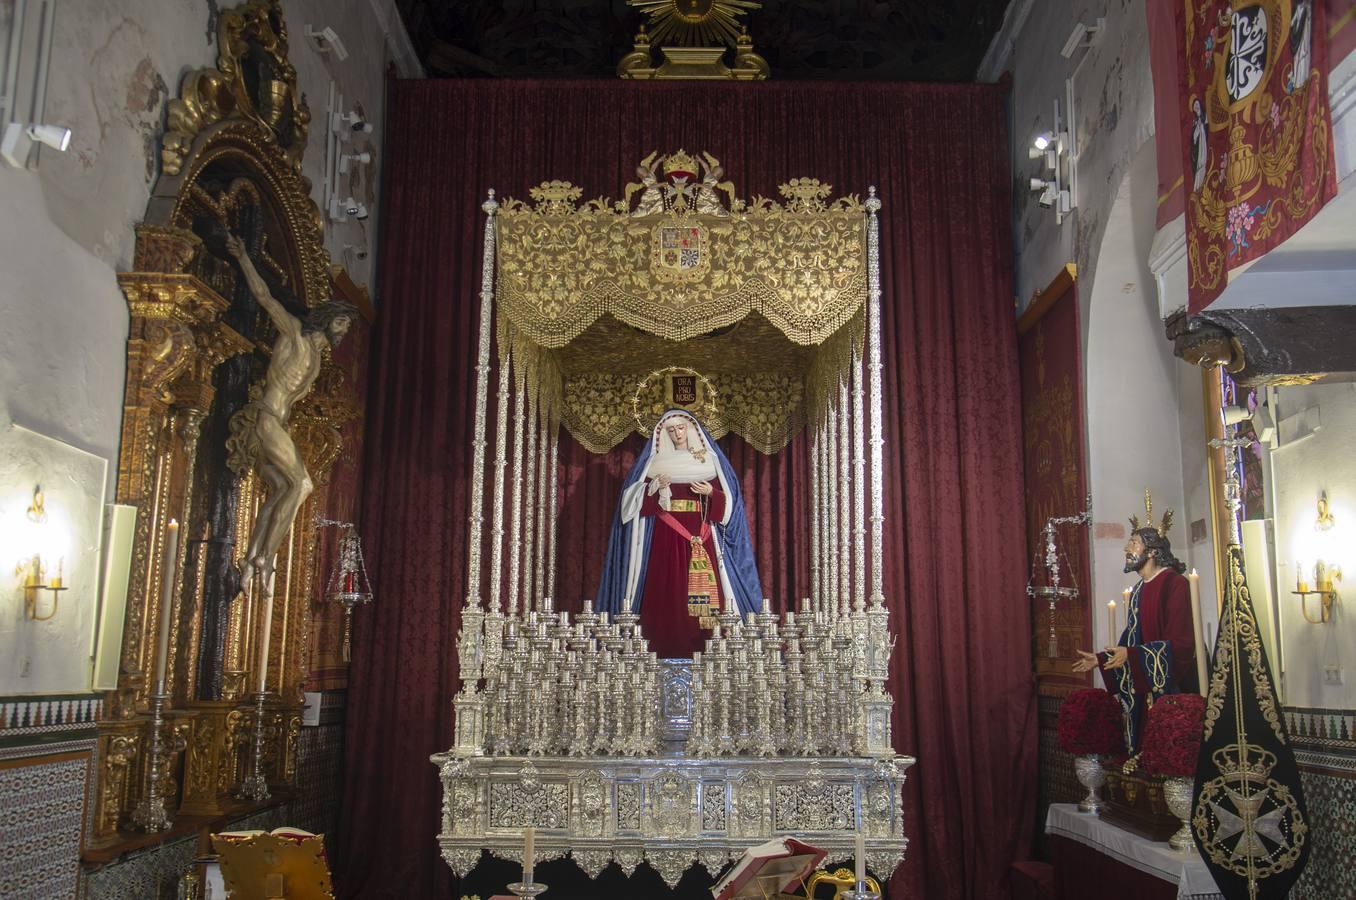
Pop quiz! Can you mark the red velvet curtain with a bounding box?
[340,78,1035,900]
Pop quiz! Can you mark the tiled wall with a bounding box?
[1035,689,1079,856]
[1286,706,1356,900]
[0,751,91,899]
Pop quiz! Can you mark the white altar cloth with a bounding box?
[1044,803,1222,900]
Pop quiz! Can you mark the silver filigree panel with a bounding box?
[488,781,568,828]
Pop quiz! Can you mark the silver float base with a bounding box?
[433,752,915,889]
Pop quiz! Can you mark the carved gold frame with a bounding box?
[89,0,360,846]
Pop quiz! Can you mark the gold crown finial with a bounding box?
[1128,489,1173,537]
[662,150,698,178]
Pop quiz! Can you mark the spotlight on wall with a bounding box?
[339,197,369,220]
[306,25,350,62]
[1032,132,1052,151]
[339,151,372,174]
[333,110,373,139]
[1029,178,1069,213]
[1,123,71,168]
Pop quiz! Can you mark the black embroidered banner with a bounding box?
[1192,544,1309,897]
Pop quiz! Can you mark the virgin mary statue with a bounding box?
[595,409,763,658]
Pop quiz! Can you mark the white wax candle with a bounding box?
[255,582,274,695]
[855,830,866,884]
[1107,599,1117,648]
[154,520,180,693]
[1187,569,1207,695]
[523,826,535,877]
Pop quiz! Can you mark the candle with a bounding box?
[1107,599,1117,647]
[855,830,866,885]
[255,575,275,695]
[51,557,64,589]
[1295,560,1303,591]
[154,520,180,693]
[523,826,535,880]
[1187,569,1207,696]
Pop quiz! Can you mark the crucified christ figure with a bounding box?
[224,233,357,605]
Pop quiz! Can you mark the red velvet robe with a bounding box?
[637,481,726,658]
[1126,568,1197,694]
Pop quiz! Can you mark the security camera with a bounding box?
[342,198,369,220]
[306,25,350,62]
[2,122,72,167]
[1061,17,1106,59]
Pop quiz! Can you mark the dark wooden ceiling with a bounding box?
[397,1,1010,81]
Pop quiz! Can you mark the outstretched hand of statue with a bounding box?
[1072,650,1100,673]
[1101,646,1128,669]
[225,233,247,259]
[691,480,713,496]
[654,473,672,488]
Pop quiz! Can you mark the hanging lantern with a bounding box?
[319,519,373,661]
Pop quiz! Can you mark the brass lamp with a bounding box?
[1293,493,1341,624]
[14,486,68,621]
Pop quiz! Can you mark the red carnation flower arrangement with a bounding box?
[1056,688,1123,756]
[1139,693,1205,777]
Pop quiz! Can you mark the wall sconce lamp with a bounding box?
[13,486,68,620]
[1293,492,1341,624]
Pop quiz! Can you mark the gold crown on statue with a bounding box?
[1128,489,1174,537]
[662,149,699,179]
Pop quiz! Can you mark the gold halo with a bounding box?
[631,366,720,435]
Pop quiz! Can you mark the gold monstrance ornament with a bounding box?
[619,0,768,79]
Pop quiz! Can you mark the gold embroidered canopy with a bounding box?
[495,150,868,454]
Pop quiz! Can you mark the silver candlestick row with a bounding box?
[460,596,895,760]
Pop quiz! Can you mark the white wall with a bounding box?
[1270,382,1356,708]
[0,0,397,695]
[984,0,1156,323]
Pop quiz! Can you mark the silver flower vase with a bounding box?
[1162,776,1195,851]
[1074,754,1107,813]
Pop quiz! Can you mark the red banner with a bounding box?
[1172,0,1339,311]
[1018,269,1090,682]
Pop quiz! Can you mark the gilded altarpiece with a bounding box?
[89,0,367,845]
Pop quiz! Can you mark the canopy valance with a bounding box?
[493,151,870,453]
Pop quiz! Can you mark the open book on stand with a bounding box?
[712,837,828,900]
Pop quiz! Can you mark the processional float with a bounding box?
[433,151,914,889]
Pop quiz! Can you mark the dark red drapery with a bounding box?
[340,78,1036,900]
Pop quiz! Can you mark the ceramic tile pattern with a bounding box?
[0,753,89,899]
[1284,705,1356,899]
